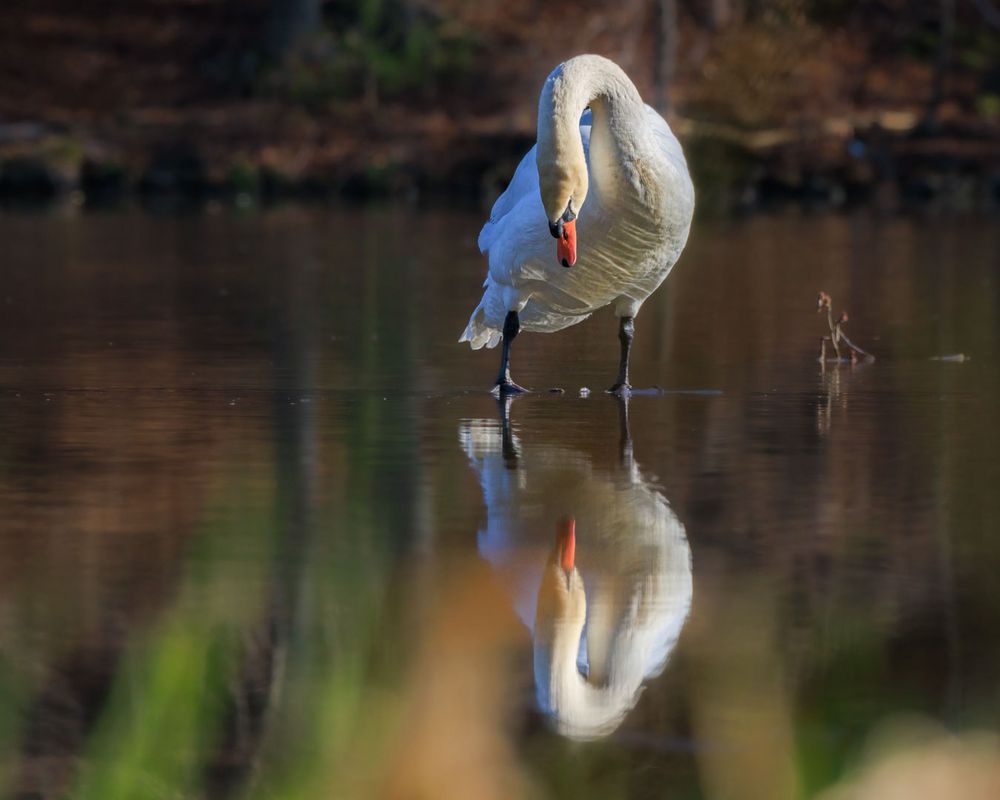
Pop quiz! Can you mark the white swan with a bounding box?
[458,403,693,740]
[460,54,695,394]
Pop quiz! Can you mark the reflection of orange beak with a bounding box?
[557,219,577,268]
[557,517,576,572]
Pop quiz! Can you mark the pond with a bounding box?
[0,208,998,798]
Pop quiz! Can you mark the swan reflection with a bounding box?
[459,398,692,740]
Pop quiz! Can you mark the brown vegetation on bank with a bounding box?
[0,0,998,210]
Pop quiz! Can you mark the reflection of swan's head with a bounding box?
[535,518,586,640]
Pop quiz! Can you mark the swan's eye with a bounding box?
[548,206,577,239]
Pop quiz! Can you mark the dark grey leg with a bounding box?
[607,316,634,395]
[615,393,634,471]
[493,311,527,395]
[496,394,520,469]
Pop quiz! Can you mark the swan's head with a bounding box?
[539,167,585,269]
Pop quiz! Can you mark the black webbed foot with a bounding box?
[493,380,529,396]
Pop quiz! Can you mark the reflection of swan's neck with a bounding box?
[540,615,603,689]
[534,569,639,740]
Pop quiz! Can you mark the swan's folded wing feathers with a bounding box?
[463,114,596,345]
[478,144,539,254]
[645,106,694,202]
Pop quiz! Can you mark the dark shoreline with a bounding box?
[1,123,998,215]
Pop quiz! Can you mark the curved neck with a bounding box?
[536,56,647,217]
[534,611,641,739]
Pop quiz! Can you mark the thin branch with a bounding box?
[838,330,874,360]
[816,291,874,363]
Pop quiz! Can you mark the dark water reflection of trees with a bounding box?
[0,210,997,798]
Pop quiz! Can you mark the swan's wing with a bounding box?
[477,112,594,255]
[462,114,596,346]
[477,145,539,253]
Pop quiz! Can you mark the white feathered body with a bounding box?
[461,57,695,350]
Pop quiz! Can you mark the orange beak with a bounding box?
[557,517,576,572]
[557,219,577,268]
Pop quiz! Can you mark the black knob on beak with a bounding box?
[549,220,563,239]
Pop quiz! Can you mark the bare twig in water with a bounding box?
[816,291,874,364]
[817,292,840,360]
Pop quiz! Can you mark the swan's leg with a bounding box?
[493,311,527,395]
[495,394,520,468]
[615,393,634,471]
[607,316,634,395]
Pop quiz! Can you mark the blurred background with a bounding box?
[1,3,1000,800]
[0,0,998,212]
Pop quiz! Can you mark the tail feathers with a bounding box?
[458,419,504,460]
[459,300,503,350]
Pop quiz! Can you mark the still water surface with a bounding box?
[0,209,998,798]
